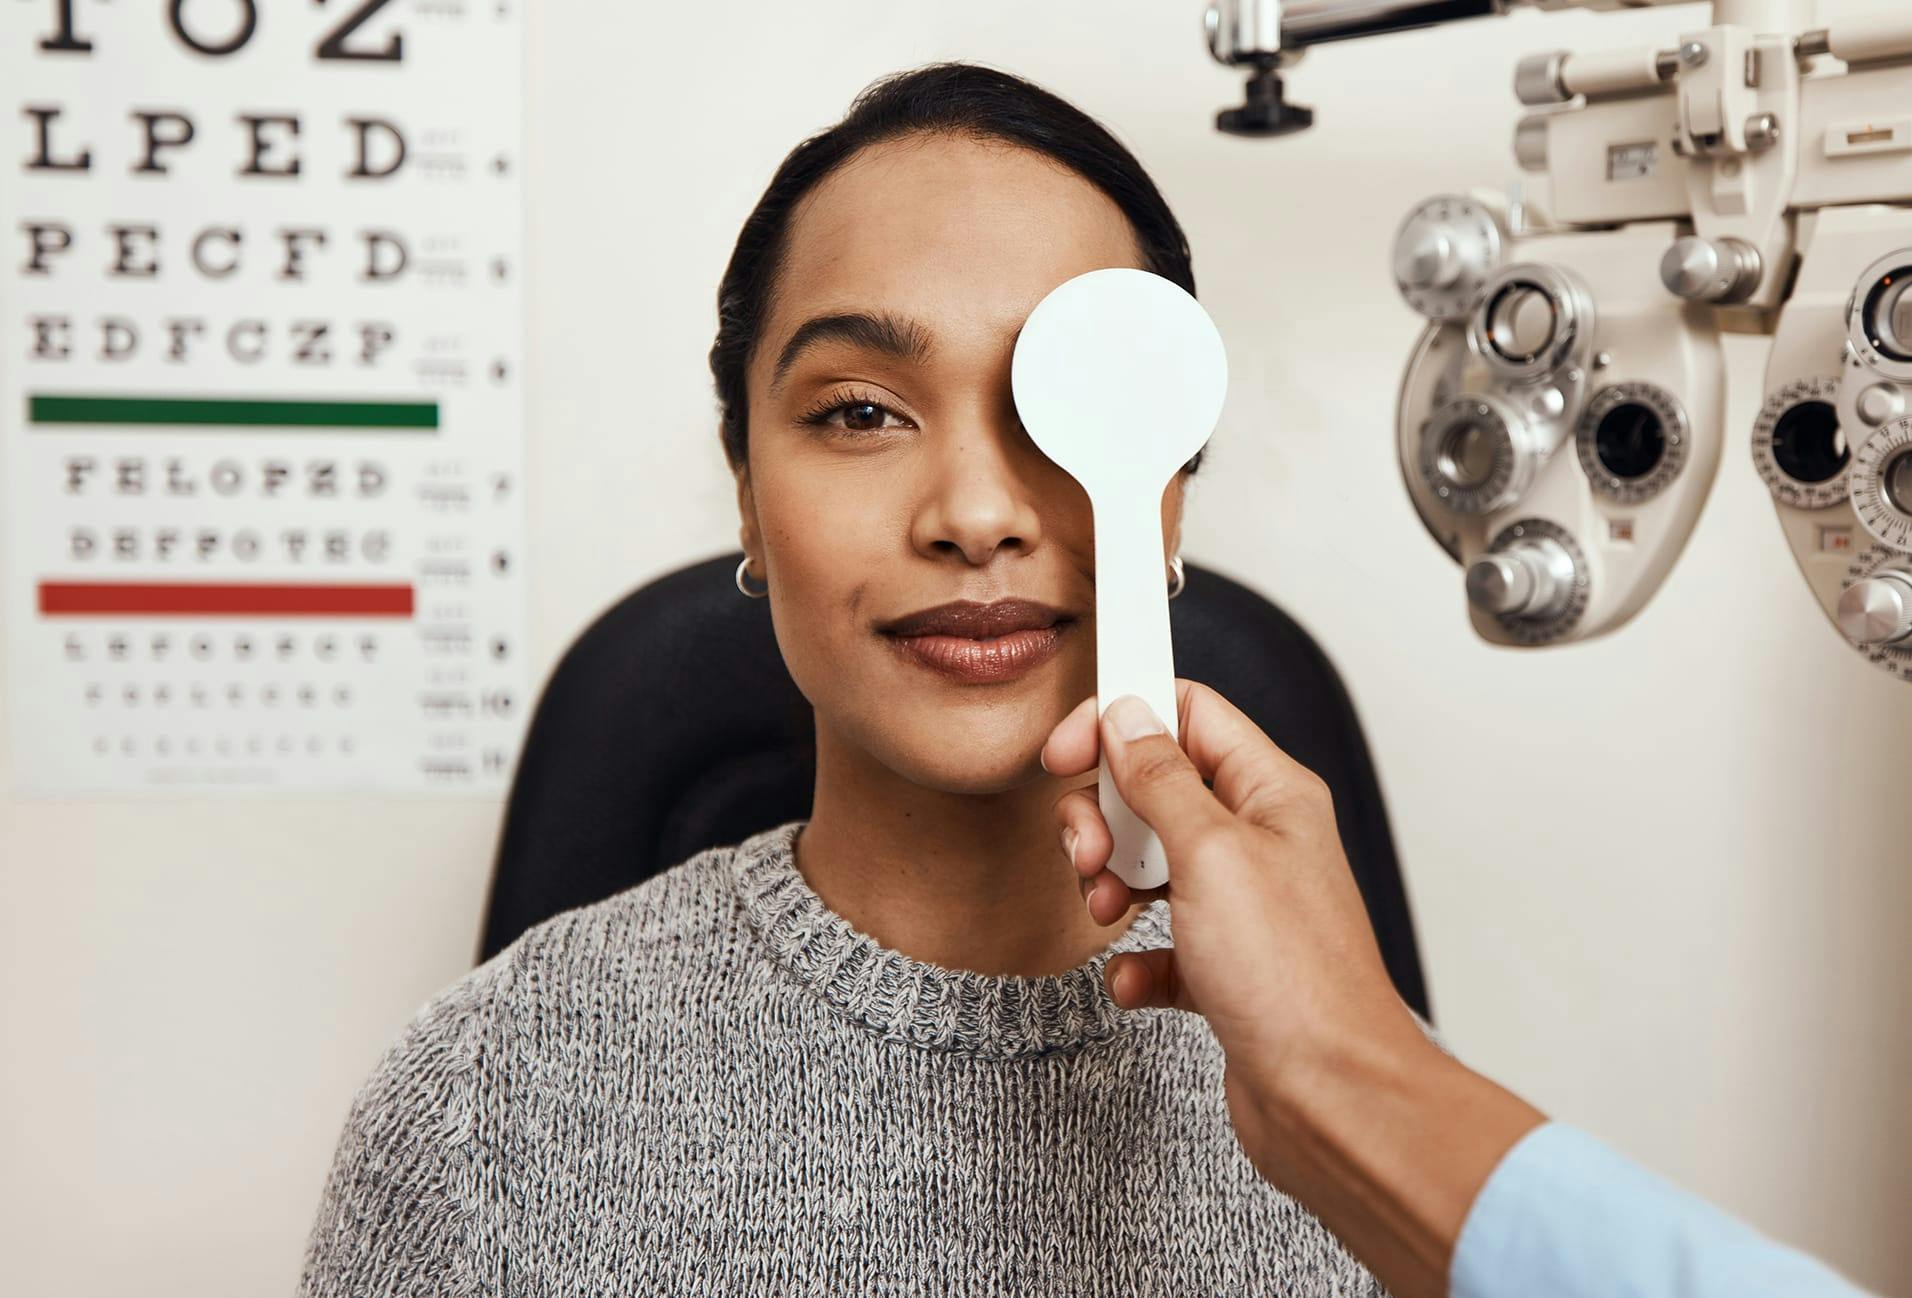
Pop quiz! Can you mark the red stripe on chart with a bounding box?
[37,581,416,617]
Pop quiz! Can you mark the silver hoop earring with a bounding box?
[735,555,768,599]
[1167,554,1186,600]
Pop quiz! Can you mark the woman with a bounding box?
[299,62,1387,1296]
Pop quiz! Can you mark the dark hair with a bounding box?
[708,61,1204,475]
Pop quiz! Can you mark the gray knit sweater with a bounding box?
[298,819,1386,1296]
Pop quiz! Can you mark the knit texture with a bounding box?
[298,820,1387,1296]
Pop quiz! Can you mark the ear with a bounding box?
[733,460,764,565]
[1164,472,1187,559]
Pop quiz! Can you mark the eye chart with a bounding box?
[2,1,528,793]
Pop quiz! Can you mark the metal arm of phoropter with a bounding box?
[1206,2,1832,136]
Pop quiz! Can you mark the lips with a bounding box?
[878,598,1075,684]
[879,598,1068,639]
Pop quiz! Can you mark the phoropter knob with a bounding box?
[1392,196,1504,322]
[1397,229,1461,291]
[1837,568,1912,646]
[1466,536,1578,620]
[1659,235,1762,304]
[1856,384,1906,427]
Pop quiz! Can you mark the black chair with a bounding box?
[478,552,1430,1021]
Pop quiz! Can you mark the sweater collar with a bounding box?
[728,819,1171,1058]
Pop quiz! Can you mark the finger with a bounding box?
[1052,680,1312,797]
[1040,693,1101,778]
[1060,679,1202,779]
[1081,870,1140,925]
[1079,862,1168,924]
[1054,786,1111,877]
[1168,679,1327,825]
[1104,948,1192,1012]
[1098,694,1235,863]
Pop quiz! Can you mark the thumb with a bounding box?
[1100,694,1233,863]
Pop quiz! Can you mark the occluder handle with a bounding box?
[1093,498,1182,891]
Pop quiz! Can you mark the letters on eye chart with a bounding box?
[2,0,530,793]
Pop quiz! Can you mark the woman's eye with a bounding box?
[797,390,915,436]
[823,400,907,433]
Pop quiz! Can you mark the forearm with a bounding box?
[1238,1024,1546,1298]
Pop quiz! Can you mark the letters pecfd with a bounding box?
[21,225,412,282]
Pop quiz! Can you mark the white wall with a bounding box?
[3,1,1908,1293]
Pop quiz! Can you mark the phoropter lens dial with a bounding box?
[1470,264,1592,382]
[1862,265,1912,363]
[1846,251,1912,382]
[1752,378,1849,509]
[1851,417,1912,552]
[1418,393,1552,515]
[1574,382,1690,505]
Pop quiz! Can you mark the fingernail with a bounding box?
[1038,746,1051,774]
[1062,826,1078,865]
[1106,694,1166,741]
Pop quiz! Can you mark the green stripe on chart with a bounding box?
[28,395,439,429]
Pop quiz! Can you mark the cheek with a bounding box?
[753,461,890,685]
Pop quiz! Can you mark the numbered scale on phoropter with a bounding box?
[1850,418,1912,555]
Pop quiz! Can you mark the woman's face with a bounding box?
[735,131,1187,795]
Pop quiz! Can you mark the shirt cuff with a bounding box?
[1451,1120,1875,1298]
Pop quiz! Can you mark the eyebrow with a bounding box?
[769,311,936,393]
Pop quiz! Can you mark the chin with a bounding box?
[873,714,1053,796]
[902,752,1046,796]
[811,653,1085,794]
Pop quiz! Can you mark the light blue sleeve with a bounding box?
[1450,1121,1881,1298]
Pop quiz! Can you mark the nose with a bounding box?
[908,413,1046,568]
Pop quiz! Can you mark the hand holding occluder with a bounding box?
[1042,681,1545,1298]
[1043,682,1430,1162]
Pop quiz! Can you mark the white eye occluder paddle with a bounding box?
[1011,268,1229,891]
